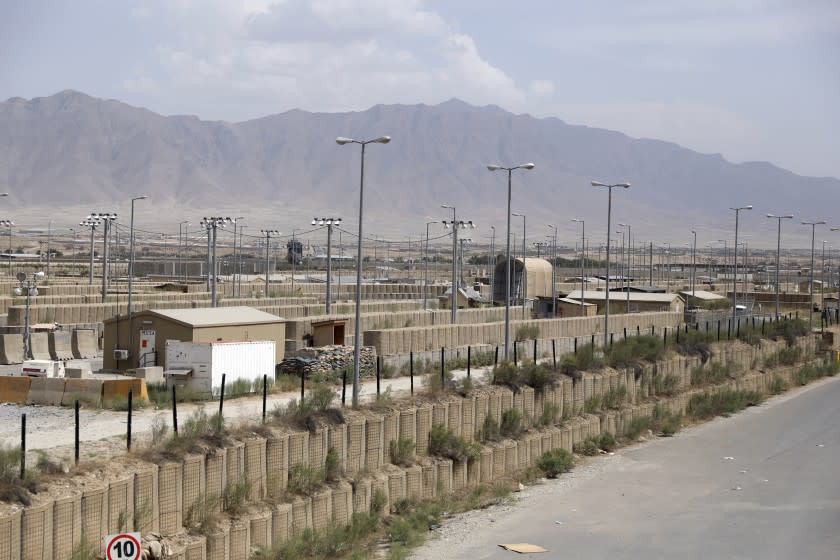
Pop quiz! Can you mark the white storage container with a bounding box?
[164,340,275,397]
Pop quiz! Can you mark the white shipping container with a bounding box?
[165,340,275,397]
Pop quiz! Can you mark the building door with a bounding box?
[139,329,156,366]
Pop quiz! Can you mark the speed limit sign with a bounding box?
[104,532,141,560]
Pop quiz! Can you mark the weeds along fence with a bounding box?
[0,330,825,559]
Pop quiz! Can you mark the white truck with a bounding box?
[20,360,66,378]
[164,340,275,398]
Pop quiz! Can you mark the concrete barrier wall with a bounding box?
[48,332,74,361]
[0,334,24,365]
[366,312,683,355]
[71,329,98,359]
[30,332,51,361]
[1,334,818,559]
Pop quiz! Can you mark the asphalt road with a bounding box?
[413,376,840,560]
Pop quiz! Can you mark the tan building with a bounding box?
[565,290,685,314]
[103,306,285,370]
[492,258,553,303]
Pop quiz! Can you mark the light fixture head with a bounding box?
[487,164,500,171]
[35,271,45,280]
[519,163,535,170]
[336,137,353,145]
[13,287,21,296]
[591,180,605,187]
[373,136,391,144]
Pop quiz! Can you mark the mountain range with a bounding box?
[1,90,836,246]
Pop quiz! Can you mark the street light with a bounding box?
[15,271,44,360]
[336,134,391,408]
[690,230,697,298]
[202,217,234,307]
[127,195,148,365]
[766,214,794,318]
[512,213,527,320]
[801,220,826,331]
[233,217,244,297]
[312,218,342,314]
[179,221,190,282]
[260,229,281,298]
[547,224,558,318]
[730,206,753,324]
[489,225,496,302]
[424,219,438,310]
[442,205,475,323]
[619,223,632,313]
[487,162,535,359]
[592,181,631,348]
[79,218,98,284]
[572,219,586,316]
[85,213,118,302]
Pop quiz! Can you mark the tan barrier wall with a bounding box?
[1,334,818,559]
[0,334,24,365]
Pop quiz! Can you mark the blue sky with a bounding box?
[3,0,839,179]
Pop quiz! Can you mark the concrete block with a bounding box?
[61,379,103,407]
[102,379,148,404]
[30,332,51,361]
[134,366,164,384]
[0,334,24,365]
[26,377,66,406]
[49,332,74,361]
[0,375,31,404]
[71,329,98,359]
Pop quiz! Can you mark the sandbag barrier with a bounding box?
[0,334,821,559]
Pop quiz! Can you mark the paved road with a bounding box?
[413,376,840,560]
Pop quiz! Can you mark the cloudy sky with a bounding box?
[3,0,839,179]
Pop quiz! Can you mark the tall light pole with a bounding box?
[232,217,244,297]
[572,218,585,316]
[313,218,341,314]
[801,220,826,331]
[619,223,632,313]
[127,196,147,362]
[15,271,44,360]
[423,219,437,310]
[767,214,793,318]
[547,224,558,318]
[336,134,391,408]
[88,213,118,302]
[69,227,78,274]
[688,230,696,298]
[831,227,840,320]
[487,162,535,359]
[202,217,234,307]
[512,213,527,320]
[730,206,753,323]
[441,206,475,323]
[260,229,280,298]
[80,218,98,284]
[179,221,190,282]
[489,225,496,300]
[592,181,630,348]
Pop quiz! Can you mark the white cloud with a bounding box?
[126,0,532,119]
[529,79,555,97]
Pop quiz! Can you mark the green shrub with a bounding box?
[222,478,251,514]
[535,403,560,427]
[147,382,206,408]
[598,432,617,452]
[390,437,416,467]
[273,386,343,430]
[691,362,732,386]
[583,395,602,414]
[423,369,454,395]
[573,438,599,456]
[673,329,715,358]
[536,448,574,478]
[70,539,98,560]
[0,444,38,505]
[476,416,501,443]
[490,361,519,387]
[624,416,653,440]
[500,409,523,438]
[562,344,605,374]
[518,362,557,393]
[324,447,340,482]
[687,390,763,419]
[606,336,666,368]
[653,373,680,396]
[287,464,325,495]
[602,385,627,409]
[515,324,540,341]
[769,376,787,395]
[429,424,480,463]
[791,362,837,385]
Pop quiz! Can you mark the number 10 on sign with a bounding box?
[104,532,141,560]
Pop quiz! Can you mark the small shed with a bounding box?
[103,306,285,370]
[441,286,485,309]
[553,297,598,318]
[311,319,347,346]
[566,290,685,314]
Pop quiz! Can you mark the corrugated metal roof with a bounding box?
[566,290,684,303]
[680,290,727,301]
[147,306,283,327]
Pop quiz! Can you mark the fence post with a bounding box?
[591,334,595,347]
[19,414,27,480]
[410,351,414,395]
[513,342,518,366]
[262,374,268,423]
[533,339,537,362]
[440,347,445,386]
[624,327,627,339]
[574,337,578,354]
[300,369,305,404]
[376,356,381,397]
[172,385,178,436]
[736,318,741,338]
[494,346,499,366]
[127,390,132,452]
[761,318,765,335]
[663,327,667,345]
[717,320,721,341]
[342,369,347,406]
[727,320,731,339]
[637,325,640,336]
[467,346,471,379]
[552,339,557,370]
[651,325,655,335]
[676,326,680,344]
[219,373,226,419]
[74,400,80,466]
[610,332,614,346]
